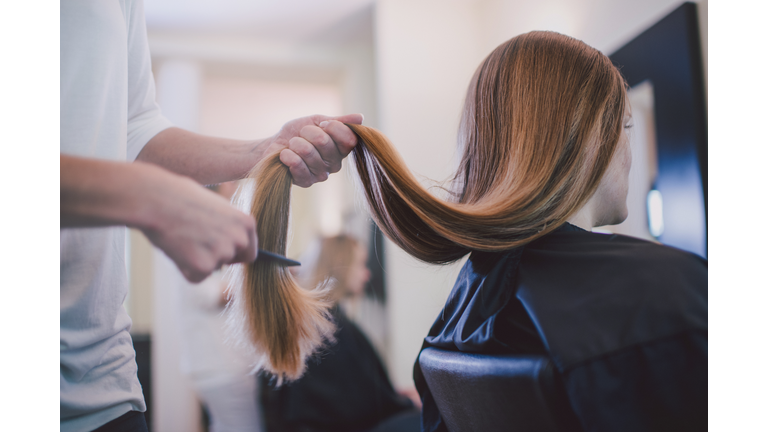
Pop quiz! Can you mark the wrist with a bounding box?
[244,137,271,175]
[61,155,174,229]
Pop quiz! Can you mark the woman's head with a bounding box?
[303,235,371,303]
[456,31,628,226]
[347,31,630,263]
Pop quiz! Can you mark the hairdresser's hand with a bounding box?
[264,113,364,187]
[140,171,258,283]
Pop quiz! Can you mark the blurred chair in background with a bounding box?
[179,181,265,432]
[261,234,420,432]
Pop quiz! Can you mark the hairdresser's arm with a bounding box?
[136,113,363,187]
[61,155,257,282]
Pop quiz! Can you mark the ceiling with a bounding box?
[144,0,375,43]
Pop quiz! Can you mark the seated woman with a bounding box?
[260,235,420,432]
[231,30,706,432]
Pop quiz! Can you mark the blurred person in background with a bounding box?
[178,181,264,432]
[261,235,420,432]
[59,1,362,431]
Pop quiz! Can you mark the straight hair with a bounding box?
[227,31,627,380]
[225,153,334,382]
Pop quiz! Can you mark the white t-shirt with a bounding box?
[60,1,172,431]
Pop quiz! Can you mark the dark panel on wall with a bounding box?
[132,334,153,431]
[610,2,707,257]
[365,222,387,302]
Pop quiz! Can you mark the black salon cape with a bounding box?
[262,306,415,432]
[413,223,707,432]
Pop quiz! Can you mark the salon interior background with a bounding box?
[126,0,708,430]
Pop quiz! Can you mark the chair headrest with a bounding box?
[418,348,579,432]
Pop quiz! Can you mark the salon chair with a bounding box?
[418,347,582,432]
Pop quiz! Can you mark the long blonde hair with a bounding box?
[227,31,627,380]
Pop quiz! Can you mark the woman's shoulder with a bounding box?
[516,225,707,370]
[520,225,707,314]
[525,225,707,279]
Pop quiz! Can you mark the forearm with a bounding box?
[61,153,258,281]
[61,154,181,229]
[136,127,268,185]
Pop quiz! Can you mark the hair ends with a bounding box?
[225,151,335,383]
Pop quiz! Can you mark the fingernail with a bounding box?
[319,121,329,128]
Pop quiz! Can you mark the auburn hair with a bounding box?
[227,31,627,380]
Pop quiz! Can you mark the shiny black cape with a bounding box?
[414,224,707,432]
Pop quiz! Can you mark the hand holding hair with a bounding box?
[140,173,259,283]
[262,113,364,187]
[121,112,361,285]
[60,155,259,283]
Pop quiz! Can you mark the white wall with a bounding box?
[373,0,708,389]
[151,59,205,432]
[477,0,707,92]
[199,77,343,140]
[374,0,484,389]
[478,0,686,55]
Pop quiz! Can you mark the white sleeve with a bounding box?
[124,0,173,161]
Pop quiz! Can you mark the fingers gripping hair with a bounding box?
[226,151,334,383]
